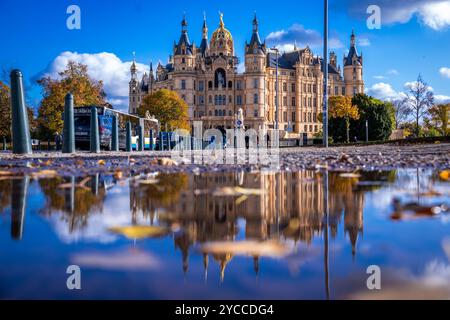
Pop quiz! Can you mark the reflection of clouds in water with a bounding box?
[47,186,149,244]
[71,248,161,271]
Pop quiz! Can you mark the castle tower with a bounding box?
[173,15,195,71]
[343,31,364,96]
[129,53,139,114]
[244,14,266,121]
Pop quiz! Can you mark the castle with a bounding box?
[129,13,364,137]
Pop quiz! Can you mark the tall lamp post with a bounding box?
[323,0,329,148]
[271,47,279,131]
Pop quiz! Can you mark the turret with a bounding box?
[174,15,195,70]
[199,13,209,57]
[343,30,364,96]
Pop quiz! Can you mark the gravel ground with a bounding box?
[0,143,449,177]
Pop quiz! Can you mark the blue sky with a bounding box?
[1,0,450,111]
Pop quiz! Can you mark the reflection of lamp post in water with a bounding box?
[270,47,279,131]
[323,169,330,300]
[11,176,29,240]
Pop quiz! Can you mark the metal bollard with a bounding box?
[149,130,154,151]
[62,93,75,153]
[126,122,132,152]
[10,70,32,154]
[90,106,100,153]
[111,115,119,152]
[137,125,144,152]
[159,132,163,151]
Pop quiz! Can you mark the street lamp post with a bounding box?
[365,120,369,143]
[323,0,329,148]
[271,47,279,131]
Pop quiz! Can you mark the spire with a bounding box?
[247,13,265,55]
[202,12,208,39]
[351,29,356,46]
[130,51,137,78]
[181,14,188,33]
[200,13,209,56]
[344,30,361,66]
[219,12,224,29]
[252,12,258,32]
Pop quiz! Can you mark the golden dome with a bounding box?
[210,13,234,54]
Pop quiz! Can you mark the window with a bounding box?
[253,93,259,104]
[194,95,196,104]
[181,80,186,90]
[313,84,317,93]
[236,80,242,90]
[283,112,287,122]
[254,109,258,117]
[182,94,186,101]
[228,81,233,89]
[209,95,212,104]
[215,110,218,116]
[313,98,317,108]
[292,112,296,122]
[308,112,312,122]
[200,95,205,105]
[193,81,196,90]
[342,87,346,95]
[199,81,204,91]
[253,78,259,89]
[208,81,213,89]
[229,95,232,104]
[303,84,306,92]
[308,84,312,93]
[335,86,339,95]
[182,58,185,64]
[303,112,306,122]
[291,83,296,92]
[308,97,312,107]
[236,95,242,105]
[304,125,308,132]
[283,96,287,106]
[283,82,287,92]
[292,97,296,107]
[313,113,317,122]
[353,87,357,95]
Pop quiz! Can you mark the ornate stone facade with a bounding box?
[129,13,364,137]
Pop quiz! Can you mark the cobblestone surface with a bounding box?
[0,143,448,177]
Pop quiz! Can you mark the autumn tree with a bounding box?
[0,80,11,143]
[329,96,360,143]
[425,103,449,136]
[139,89,189,131]
[405,75,434,137]
[37,61,107,138]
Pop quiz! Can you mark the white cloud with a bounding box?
[358,37,371,47]
[267,24,343,51]
[43,51,148,111]
[373,75,386,80]
[419,1,450,30]
[387,69,399,76]
[344,0,450,30]
[435,95,450,103]
[365,82,404,101]
[440,67,450,79]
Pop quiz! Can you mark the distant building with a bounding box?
[129,13,364,137]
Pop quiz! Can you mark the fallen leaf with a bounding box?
[98,160,106,166]
[339,173,362,179]
[108,226,170,240]
[200,240,291,258]
[439,170,450,181]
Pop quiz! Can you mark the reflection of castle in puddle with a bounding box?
[130,171,367,279]
[1,170,374,280]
